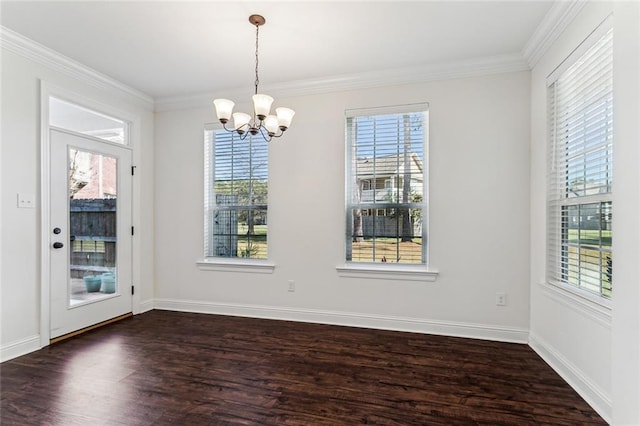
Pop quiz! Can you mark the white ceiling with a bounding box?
[0,1,554,101]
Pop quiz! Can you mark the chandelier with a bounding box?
[213,14,295,142]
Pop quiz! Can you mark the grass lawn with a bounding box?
[567,229,611,246]
[231,225,268,258]
[350,237,423,263]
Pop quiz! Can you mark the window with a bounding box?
[346,105,428,264]
[205,128,268,260]
[49,97,129,145]
[547,23,613,298]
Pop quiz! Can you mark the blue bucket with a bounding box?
[101,273,116,294]
[83,275,101,292]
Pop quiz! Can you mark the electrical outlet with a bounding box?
[496,292,507,306]
[288,280,295,292]
[17,193,35,209]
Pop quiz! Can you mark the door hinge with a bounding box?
[131,285,135,295]
[131,226,135,236]
[131,165,137,176]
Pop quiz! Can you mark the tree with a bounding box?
[401,114,413,242]
[352,180,364,243]
[351,118,364,244]
[69,149,91,198]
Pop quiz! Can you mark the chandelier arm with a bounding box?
[221,120,253,138]
[269,131,285,139]
[220,121,235,133]
[256,125,273,143]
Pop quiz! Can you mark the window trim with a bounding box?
[336,263,438,282]
[196,258,275,274]
[540,278,612,333]
[201,124,272,269]
[343,103,434,276]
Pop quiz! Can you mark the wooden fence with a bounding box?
[70,198,116,278]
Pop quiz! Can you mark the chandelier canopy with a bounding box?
[213,15,295,142]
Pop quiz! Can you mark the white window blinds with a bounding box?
[205,129,268,259]
[345,105,428,264]
[547,23,613,298]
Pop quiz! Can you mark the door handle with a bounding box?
[53,242,64,249]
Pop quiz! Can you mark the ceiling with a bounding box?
[0,1,554,101]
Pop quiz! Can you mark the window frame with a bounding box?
[546,17,613,302]
[198,124,274,273]
[338,104,438,281]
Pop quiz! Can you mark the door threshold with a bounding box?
[50,312,133,344]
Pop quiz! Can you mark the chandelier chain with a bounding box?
[254,22,260,95]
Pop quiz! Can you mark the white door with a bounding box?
[49,129,133,339]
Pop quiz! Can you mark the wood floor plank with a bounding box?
[1,310,606,425]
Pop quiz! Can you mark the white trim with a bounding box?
[152,299,528,344]
[155,54,529,112]
[336,264,438,282]
[522,1,588,68]
[39,83,52,347]
[2,7,581,113]
[0,26,153,109]
[345,103,429,118]
[546,14,613,86]
[138,299,155,314]
[40,81,143,343]
[196,259,275,274]
[1,23,530,114]
[0,335,41,362]
[42,83,141,148]
[529,332,612,423]
[540,281,612,327]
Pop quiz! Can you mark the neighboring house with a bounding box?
[356,152,423,211]
[354,153,424,238]
[71,150,117,200]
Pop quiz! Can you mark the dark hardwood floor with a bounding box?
[1,310,605,425]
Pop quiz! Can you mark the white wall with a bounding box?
[611,1,640,424]
[0,43,155,360]
[154,71,531,341]
[529,2,640,424]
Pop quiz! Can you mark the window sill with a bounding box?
[336,263,439,282]
[541,280,612,324]
[196,259,275,274]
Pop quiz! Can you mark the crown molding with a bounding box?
[155,53,529,112]
[522,0,588,68]
[0,26,154,109]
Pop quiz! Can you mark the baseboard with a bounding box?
[1,335,41,363]
[138,299,155,314]
[152,298,529,344]
[529,332,611,423]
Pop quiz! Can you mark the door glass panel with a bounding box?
[68,147,118,306]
